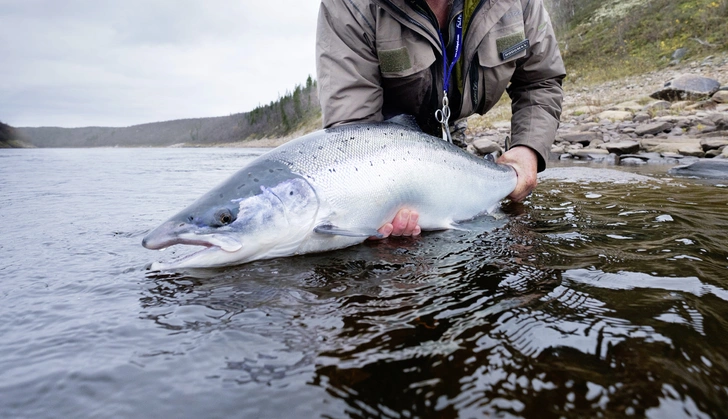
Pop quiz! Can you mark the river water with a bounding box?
[1,148,727,418]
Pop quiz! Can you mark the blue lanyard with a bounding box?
[435,12,463,143]
[437,12,463,96]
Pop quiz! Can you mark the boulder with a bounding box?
[605,141,641,155]
[712,90,728,104]
[635,121,673,136]
[650,74,721,101]
[668,159,728,179]
[640,137,703,156]
[700,137,728,151]
[470,137,503,155]
[633,112,651,123]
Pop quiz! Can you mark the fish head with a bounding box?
[143,161,319,269]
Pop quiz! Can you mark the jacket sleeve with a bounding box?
[317,0,383,128]
[506,0,566,172]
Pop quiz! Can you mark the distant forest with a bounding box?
[0,121,30,148]
[15,76,320,148]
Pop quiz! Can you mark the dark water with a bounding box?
[1,148,727,418]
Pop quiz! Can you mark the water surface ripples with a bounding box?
[1,150,727,418]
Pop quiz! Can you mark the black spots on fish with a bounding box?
[289,191,294,196]
[187,216,194,223]
[269,169,274,173]
[237,183,246,189]
[369,161,373,166]
[328,168,336,173]
[254,178,259,182]
[219,193,224,198]
[318,146,323,150]
[355,167,358,171]
[350,136,355,140]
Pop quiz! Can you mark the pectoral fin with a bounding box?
[314,224,384,239]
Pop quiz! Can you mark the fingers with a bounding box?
[372,209,421,240]
[391,209,419,236]
[373,223,393,240]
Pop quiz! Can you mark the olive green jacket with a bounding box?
[316,0,566,171]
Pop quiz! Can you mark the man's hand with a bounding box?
[497,146,539,202]
[373,208,421,239]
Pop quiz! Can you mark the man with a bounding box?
[316,0,565,237]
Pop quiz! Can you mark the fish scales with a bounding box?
[266,122,516,230]
[143,118,517,269]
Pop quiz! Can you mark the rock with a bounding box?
[706,149,723,158]
[650,74,721,101]
[678,143,707,157]
[686,100,717,111]
[559,132,602,145]
[619,154,652,162]
[551,144,566,154]
[642,101,671,113]
[573,123,599,132]
[620,157,647,165]
[569,148,610,159]
[633,112,651,123]
[712,90,728,104]
[611,101,644,112]
[470,137,503,155]
[597,110,633,121]
[700,137,728,151]
[671,47,688,62]
[640,137,703,155]
[668,159,728,179]
[605,141,641,155]
[635,121,673,136]
[707,113,728,130]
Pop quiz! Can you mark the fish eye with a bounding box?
[216,209,233,225]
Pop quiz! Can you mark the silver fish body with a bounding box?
[142,117,517,269]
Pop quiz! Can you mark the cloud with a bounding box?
[0,0,319,127]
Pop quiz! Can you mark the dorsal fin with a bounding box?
[385,114,422,132]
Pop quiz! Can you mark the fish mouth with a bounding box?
[142,221,243,270]
[142,221,243,252]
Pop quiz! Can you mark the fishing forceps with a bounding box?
[435,94,453,143]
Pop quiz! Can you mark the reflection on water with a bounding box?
[140,167,728,417]
[1,149,727,418]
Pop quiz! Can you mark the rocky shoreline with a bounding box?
[466,53,728,178]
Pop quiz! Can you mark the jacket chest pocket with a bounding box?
[472,21,527,114]
[376,24,437,121]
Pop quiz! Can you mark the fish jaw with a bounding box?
[142,221,242,252]
[143,177,321,270]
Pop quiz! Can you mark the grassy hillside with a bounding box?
[0,121,32,148]
[547,0,728,84]
[19,77,321,148]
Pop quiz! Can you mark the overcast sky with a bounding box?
[0,1,320,128]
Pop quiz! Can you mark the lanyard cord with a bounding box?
[438,12,463,97]
[434,12,463,142]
